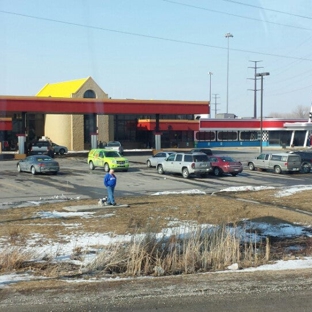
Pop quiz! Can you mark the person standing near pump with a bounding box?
[104,169,117,206]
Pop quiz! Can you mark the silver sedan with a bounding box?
[17,155,60,175]
[51,142,68,155]
[146,151,176,167]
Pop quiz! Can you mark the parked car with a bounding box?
[288,151,312,173]
[208,155,243,176]
[28,140,51,155]
[146,151,176,167]
[87,149,129,172]
[157,152,212,178]
[105,141,124,155]
[190,148,213,156]
[248,153,301,174]
[17,155,60,175]
[51,142,68,155]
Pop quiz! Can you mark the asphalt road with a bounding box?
[0,148,311,209]
[2,268,312,311]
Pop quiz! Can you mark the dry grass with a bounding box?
[1,189,312,276]
[87,224,269,277]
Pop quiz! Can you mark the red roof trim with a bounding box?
[0,96,209,115]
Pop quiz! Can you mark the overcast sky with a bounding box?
[1,0,312,118]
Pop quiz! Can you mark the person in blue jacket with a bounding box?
[104,169,117,206]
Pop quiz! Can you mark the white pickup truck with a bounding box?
[104,141,124,155]
[247,152,301,174]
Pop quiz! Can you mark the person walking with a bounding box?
[104,169,117,206]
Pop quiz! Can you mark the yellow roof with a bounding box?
[36,77,90,98]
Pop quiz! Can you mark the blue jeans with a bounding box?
[106,186,115,204]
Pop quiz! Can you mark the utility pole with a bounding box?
[248,60,262,118]
[212,94,220,118]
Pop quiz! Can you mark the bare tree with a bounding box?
[269,105,310,119]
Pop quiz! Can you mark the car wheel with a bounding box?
[17,164,22,172]
[213,167,222,176]
[104,163,110,172]
[301,162,311,173]
[157,165,164,174]
[59,148,65,155]
[31,166,36,175]
[147,160,152,168]
[274,166,282,174]
[248,162,255,171]
[182,168,190,178]
[89,161,95,170]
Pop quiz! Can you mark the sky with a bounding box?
[1,184,312,287]
[1,0,312,118]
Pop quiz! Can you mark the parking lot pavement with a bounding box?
[0,147,285,165]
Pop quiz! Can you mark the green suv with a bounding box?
[87,149,129,172]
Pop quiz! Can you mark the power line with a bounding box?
[221,0,312,20]
[0,9,311,62]
[162,0,312,31]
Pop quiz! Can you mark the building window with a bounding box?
[83,90,96,98]
[239,131,258,141]
[195,131,216,141]
[217,131,238,141]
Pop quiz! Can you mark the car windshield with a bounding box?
[34,156,52,161]
[105,151,120,157]
[221,156,235,162]
[107,142,121,147]
[193,155,208,162]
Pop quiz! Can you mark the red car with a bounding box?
[208,155,243,176]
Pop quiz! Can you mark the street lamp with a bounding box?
[225,32,233,114]
[208,72,213,118]
[255,72,270,153]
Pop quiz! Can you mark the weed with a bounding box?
[87,223,270,277]
[0,247,35,272]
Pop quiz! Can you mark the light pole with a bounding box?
[255,72,270,153]
[225,32,233,114]
[208,72,213,118]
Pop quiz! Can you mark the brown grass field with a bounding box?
[1,188,312,291]
[1,188,312,239]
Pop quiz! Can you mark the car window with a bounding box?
[193,155,208,162]
[37,157,52,161]
[288,156,300,162]
[99,151,104,157]
[167,154,176,161]
[106,151,119,157]
[175,154,183,161]
[184,155,192,162]
[209,157,218,162]
[156,152,165,157]
[221,156,234,162]
[257,154,265,160]
[107,142,121,147]
[271,155,282,161]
